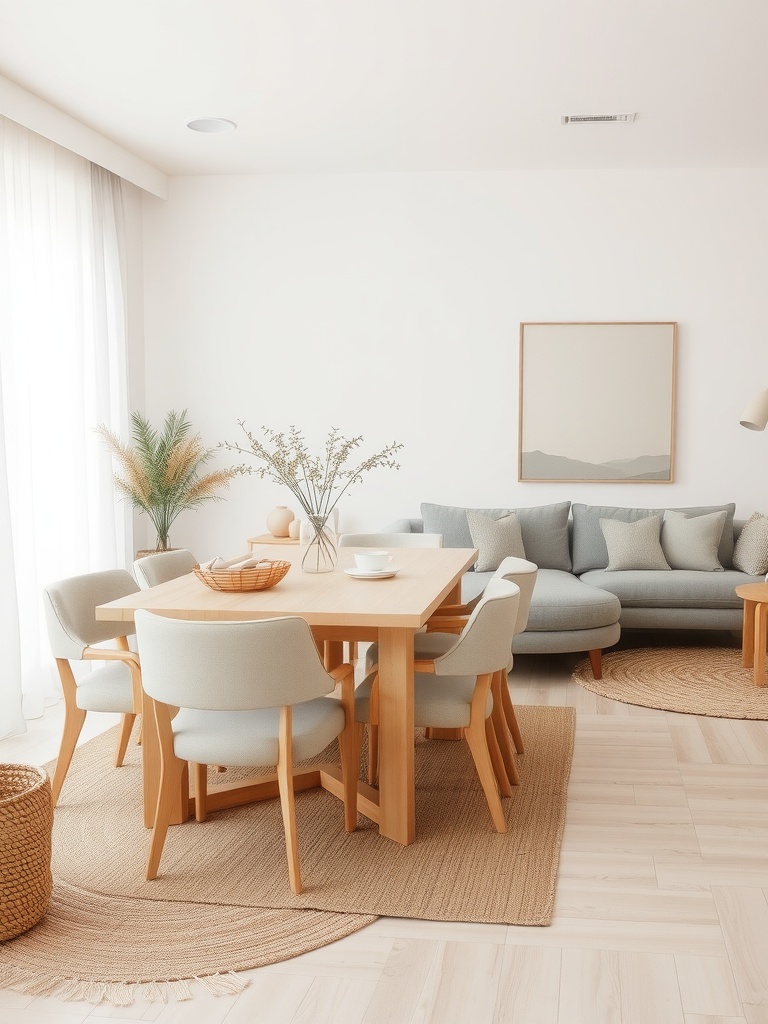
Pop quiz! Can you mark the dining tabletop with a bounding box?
[97,543,477,845]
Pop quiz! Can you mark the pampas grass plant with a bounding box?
[97,410,238,550]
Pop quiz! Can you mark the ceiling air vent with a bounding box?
[561,113,636,125]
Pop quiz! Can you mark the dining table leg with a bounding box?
[376,626,416,845]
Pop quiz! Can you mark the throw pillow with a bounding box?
[733,511,768,575]
[466,510,526,572]
[571,502,736,574]
[599,515,671,572]
[421,501,571,571]
[660,509,727,571]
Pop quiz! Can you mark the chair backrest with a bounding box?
[338,532,443,548]
[492,556,538,636]
[133,549,198,589]
[43,569,139,660]
[134,611,337,711]
[432,578,520,677]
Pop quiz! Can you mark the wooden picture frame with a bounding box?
[518,321,677,483]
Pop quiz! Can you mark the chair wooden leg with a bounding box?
[588,648,603,679]
[192,763,208,822]
[146,753,187,880]
[51,701,87,806]
[347,641,358,661]
[114,712,136,768]
[277,707,302,895]
[486,715,513,796]
[367,724,379,786]
[491,671,520,788]
[463,716,506,833]
[338,724,359,833]
[498,670,524,754]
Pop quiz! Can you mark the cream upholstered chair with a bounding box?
[134,611,358,895]
[338,532,443,661]
[43,569,143,805]
[133,549,198,589]
[338,532,444,549]
[355,578,521,832]
[363,558,537,790]
[421,557,538,787]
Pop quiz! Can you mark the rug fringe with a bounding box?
[0,965,248,1007]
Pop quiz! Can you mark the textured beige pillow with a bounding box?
[733,512,768,575]
[660,509,726,571]
[466,510,526,572]
[600,515,671,571]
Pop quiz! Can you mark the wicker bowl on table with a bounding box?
[193,558,291,593]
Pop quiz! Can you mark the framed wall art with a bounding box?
[518,321,677,483]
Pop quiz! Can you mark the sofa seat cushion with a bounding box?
[463,568,619,633]
[579,568,759,609]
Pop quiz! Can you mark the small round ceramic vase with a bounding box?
[265,505,295,538]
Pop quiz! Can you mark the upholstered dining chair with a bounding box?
[133,549,198,589]
[43,569,143,805]
[355,578,521,833]
[134,611,358,895]
[338,532,443,661]
[338,532,444,549]
[363,557,537,789]
[421,557,538,787]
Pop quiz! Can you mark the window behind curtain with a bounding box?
[0,116,131,738]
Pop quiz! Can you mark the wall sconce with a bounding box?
[740,390,768,431]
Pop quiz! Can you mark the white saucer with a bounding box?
[344,567,399,580]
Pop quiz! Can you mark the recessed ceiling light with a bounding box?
[561,113,636,125]
[186,118,237,133]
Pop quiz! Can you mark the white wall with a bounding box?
[140,169,768,560]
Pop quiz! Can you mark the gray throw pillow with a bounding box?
[733,511,768,575]
[466,510,526,572]
[421,501,571,570]
[600,515,671,571]
[660,509,726,571]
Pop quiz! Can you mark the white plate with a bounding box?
[344,567,400,580]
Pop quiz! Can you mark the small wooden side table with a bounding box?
[735,582,768,686]
[247,534,300,552]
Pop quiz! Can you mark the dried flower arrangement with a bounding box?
[97,410,238,551]
[222,423,404,571]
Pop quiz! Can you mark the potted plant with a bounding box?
[97,410,238,553]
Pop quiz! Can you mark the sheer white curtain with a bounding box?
[0,116,131,739]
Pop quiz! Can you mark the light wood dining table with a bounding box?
[96,544,477,845]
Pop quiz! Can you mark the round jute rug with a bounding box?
[572,646,768,719]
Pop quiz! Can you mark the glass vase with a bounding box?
[299,515,338,574]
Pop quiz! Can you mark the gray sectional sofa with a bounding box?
[387,500,764,677]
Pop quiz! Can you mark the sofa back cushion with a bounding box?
[571,502,736,574]
[421,501,572,571]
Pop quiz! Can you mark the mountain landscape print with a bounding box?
[518,322,677,483]
[520,451,671,481]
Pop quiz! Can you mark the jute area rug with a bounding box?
[0,705,574,1006]
[573,645,768,719]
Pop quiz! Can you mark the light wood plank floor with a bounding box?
[1,637,766,1024]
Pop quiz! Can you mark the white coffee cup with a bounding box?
[354,550,393,572]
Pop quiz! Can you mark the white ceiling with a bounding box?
[1,0,767,176]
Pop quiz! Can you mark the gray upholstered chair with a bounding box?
[133,549,198,589]
[134,611,358,894]
[43,569,143,805]
[355,578,521,833]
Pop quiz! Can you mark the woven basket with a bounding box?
[194,559,291,593]
[0,764,53,941]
